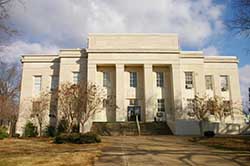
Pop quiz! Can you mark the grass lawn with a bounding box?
[190,135,250,151]
[0,137,103,166]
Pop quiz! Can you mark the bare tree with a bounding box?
[0,0,20,43]
[30,91,50,136]
[207,96,234,122]
[188,95,234,136]
[57,81,115,133]
[229,0,250,38]
[0,61,20,136]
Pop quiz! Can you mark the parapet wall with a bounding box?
[88,33,179,50]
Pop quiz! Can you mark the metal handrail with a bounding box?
[136,115,141,136]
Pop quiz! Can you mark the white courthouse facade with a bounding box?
[16,34,245,135]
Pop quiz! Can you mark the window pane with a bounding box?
[103,99,107,108]
[73,72,79,84]
[205,75,213,90]
[157,99,165,112]
[223,100,231,113]
[33,101,41,110]
[156,72,164,87]
[103,72,110,87]
[187,99,193,110]
[130,72,137,87]
[51,75,59,91]
[185,72,193,89]
[221,75,229,91]
[34,76,41,95]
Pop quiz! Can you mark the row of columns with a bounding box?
[87,63,182,122]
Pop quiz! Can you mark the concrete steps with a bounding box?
[91,122,173,136]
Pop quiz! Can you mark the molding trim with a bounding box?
[86,49,180,53]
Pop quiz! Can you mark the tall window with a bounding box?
[130,72,137,87]
[33,76,42,95]
[73,72,79,84]
[187,99,193,111]
[223,100,231,113]
[220,75,229,91]
[51,75,59,91]
[185,72,193,89]
[156,72,164,87]
[205,75,213,90]
[103,99,107,108]
[157,99,165,112]
[103,72,110,87]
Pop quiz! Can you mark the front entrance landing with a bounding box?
[95,136,250,166]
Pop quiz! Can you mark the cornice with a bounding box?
[86,49,180,54]
[21,55,59,63]
[204,59,239,63]
[59,48,87,58]
[88,33,179,37]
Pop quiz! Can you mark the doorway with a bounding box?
[128,106,141,121]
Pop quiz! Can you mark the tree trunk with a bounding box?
[9,120,16,137]
[39,123,42,137]
[199,120,203,136]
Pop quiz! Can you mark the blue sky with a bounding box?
[0,0,249,108]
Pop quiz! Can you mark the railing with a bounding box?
[136,115,141,136]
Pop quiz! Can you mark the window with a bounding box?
[32,101,41,111]
[73,72,79,84]
[103,72,110,87]
[187,99,193,110]
[156,72,164,87]
[34,76,42,95]
[103,99,107,108]
[205,75,213,90]
[185,72,193,89]
[130,72,137,87]
[51,75,59,91]
[157,99,165,112]
[223,100,231,113]
[220,75,229,91]
[186,99,195,117]
[129,99,138,106]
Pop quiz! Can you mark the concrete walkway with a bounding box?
[95,136,250,166]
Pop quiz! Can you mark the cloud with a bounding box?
[202,45,219,56]
[7,0,225,49]
[239,65,250,113]
[0,40,58,63]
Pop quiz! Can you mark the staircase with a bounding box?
[91,122,173,136]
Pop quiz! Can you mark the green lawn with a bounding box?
[0,138,102,166]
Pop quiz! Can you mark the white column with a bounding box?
[82,63,97,133]
[116,64,125,121]
[144,64,154,122]
[171,64,183,121]
[87,63,97,83]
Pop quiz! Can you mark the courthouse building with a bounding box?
[16,34,244,135]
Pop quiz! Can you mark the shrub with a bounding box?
[57,119,68,135]
[45,125,56,137]
[23,121,38,137]
[204,131,215,138]
[72,124,80,133]
[12,133,20,138]
[54,132,101,144]
[0,126,8,139]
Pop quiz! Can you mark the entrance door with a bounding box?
[127,106,141,121]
